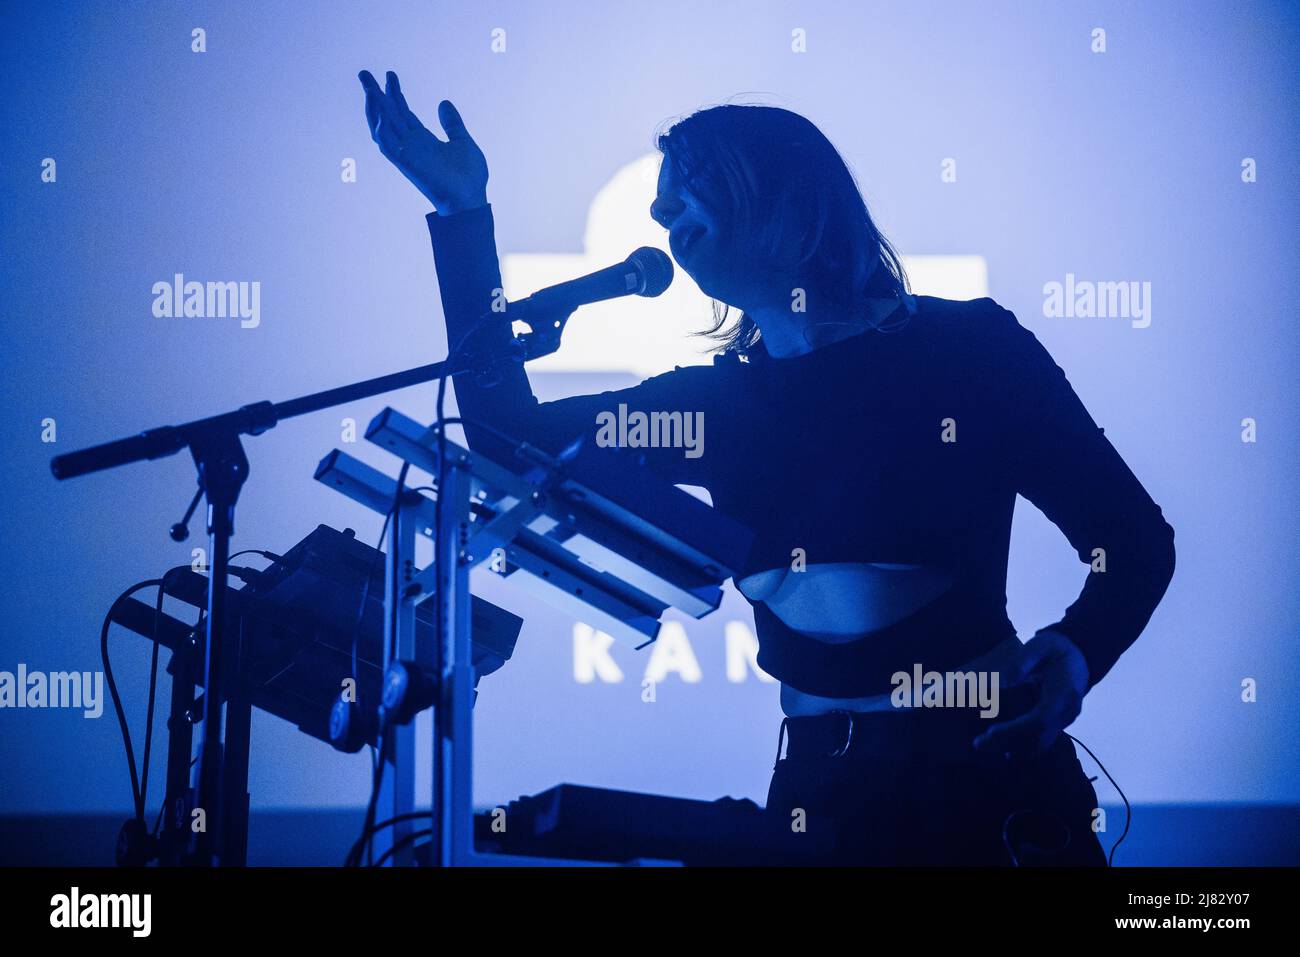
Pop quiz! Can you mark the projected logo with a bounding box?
[503,154,990,379]
[573,620,775,686]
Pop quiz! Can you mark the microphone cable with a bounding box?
[1066,731,1131,866]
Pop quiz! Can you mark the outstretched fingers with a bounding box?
[386,71,417,124]
[359,70,382,137]
[358,69,411,150]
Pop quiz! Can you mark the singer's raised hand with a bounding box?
[358,70,488,215]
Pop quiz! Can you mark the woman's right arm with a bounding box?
[425,200,589,460]
[360,71,710,486]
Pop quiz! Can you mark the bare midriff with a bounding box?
[736,562,955,716]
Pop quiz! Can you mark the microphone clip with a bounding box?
[507,297,578,363]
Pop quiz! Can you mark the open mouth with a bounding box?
[672,225,706,259]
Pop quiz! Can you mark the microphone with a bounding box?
[507,247,673,321]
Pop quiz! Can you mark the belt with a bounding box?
[775,684,1040,766]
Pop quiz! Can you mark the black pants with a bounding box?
[764,702,1108,866]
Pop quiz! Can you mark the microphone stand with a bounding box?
[51,306,572,866]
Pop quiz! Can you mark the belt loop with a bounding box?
[773,717,790,770]
[828,709,855,758]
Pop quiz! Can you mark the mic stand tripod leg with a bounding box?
[186,426,248,866]
[220,692,252,866]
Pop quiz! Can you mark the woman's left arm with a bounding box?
[971,302,1176,757]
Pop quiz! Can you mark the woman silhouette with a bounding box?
[360,70,1176,866]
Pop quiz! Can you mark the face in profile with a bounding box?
[651,156,770,309]
[648,104,908,346]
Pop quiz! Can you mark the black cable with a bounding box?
[351,364,457,868]
[348,519,388,693]
[346,463,410,694]
[104,555,269,836]
[138,577,168,822]
[344,319,519,868]
[444,306,505,373]
[336,474,403,815]
[349,459,413,866]
[154,553,266,839]
[388,459,413,661]
[1066,732,1131,866]
[141,564,211,824]
[148,561,258,832]
[343,810,431,867]
[103,564,205,826]
[229,548,282,563]
[438,299,562,455]
[429,363,452,869]
[1001,807,1072,867]
[356,725,390,867]
[370,827,434,868]
[101,579,164,821]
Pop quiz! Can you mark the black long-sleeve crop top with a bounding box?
[426,204,1176,698]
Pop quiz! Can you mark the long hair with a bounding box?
[654,103,909,354]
